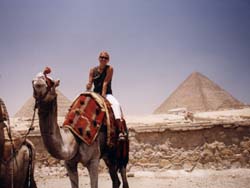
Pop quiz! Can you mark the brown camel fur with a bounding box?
[32,71,129,188]
[0,123,5,162]
[0,98,37,188]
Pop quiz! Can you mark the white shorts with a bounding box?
[106,94,123,119]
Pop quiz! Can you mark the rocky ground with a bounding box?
[35,167,250,188]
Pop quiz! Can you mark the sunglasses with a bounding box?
[99,56,109,60]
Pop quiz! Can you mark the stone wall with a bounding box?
[128,121,250,171]
[27,120,250,171]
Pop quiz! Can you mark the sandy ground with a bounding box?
[36,169,250,188]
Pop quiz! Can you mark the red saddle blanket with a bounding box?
[63,92,116,146]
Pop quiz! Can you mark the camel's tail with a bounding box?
[24,140,37,188]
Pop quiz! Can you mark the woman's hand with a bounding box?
[86,83,92,91]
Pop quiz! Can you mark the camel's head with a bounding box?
[32,67,60,102]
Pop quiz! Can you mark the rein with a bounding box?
[0,103,37,165]
[32,71,54,101]
[0,102,37,188]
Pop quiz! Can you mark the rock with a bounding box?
[195,162,203,169]
[230,144,241,153]
[243,136,250,141]
[129,154,135,161]
[183,161,193,171]
[59,160,64,165]
[216,142,226,151]
[188,152,200,162]
[221,148,233,158]
[231,161,241,169]
[240,140,250,150]
[143,143,152,150]
[214,150,222,162]
[221,160,231,169]
[200,149,214,163]
[236,127,244,132]
[138,158,149,164]
[242,149,249,157]
[153,145,160,151]
[154,151,163,158]
[134,151,142,159]
[232,138,240,144]
[127,173,135,177]
[130,142,141,151]
[159,159,172,168]
[144,147,154,155]
[234,154,243,159]
[159,144,170,153]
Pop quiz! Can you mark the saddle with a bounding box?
[63,92,116,146]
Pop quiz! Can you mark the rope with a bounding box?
[0,102,37,188]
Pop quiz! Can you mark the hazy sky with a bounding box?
[0,0,250,116]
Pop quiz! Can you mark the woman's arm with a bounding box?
[86,68,94,90]
[102,66,113,97]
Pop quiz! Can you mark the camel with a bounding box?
[0,99,37,188]
[32,70,129,188]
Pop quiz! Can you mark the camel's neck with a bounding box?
[37,97,78,160]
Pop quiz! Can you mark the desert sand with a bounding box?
[36,169,250,188]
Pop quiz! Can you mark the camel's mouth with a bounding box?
[32,71,59,102]
[32,73,48,99]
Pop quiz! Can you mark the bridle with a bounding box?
[32,73,55,102]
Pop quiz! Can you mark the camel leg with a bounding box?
[120,167,129,188]
[25,141,37,188]
[104,158,121,188]
[109,165,120,188]
[24,163,37,188]
[86,159,99,188]
[65,161,79,188]
[25,172,37,188]
[30,176,37,188]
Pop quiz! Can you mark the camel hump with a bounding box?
[1,128,35,161]
[63,92,116,146]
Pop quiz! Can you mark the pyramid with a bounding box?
[15,90,72,118]
[154,72,245,113]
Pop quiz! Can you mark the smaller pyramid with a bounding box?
[154,72,245,114]
[15,90,71,118]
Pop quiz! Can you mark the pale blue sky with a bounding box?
[0,0,250,116]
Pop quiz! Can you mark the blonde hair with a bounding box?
[99,51,110,59]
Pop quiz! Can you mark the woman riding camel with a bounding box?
[86,51,127,140]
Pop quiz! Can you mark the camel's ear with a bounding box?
[55,80,60,87]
